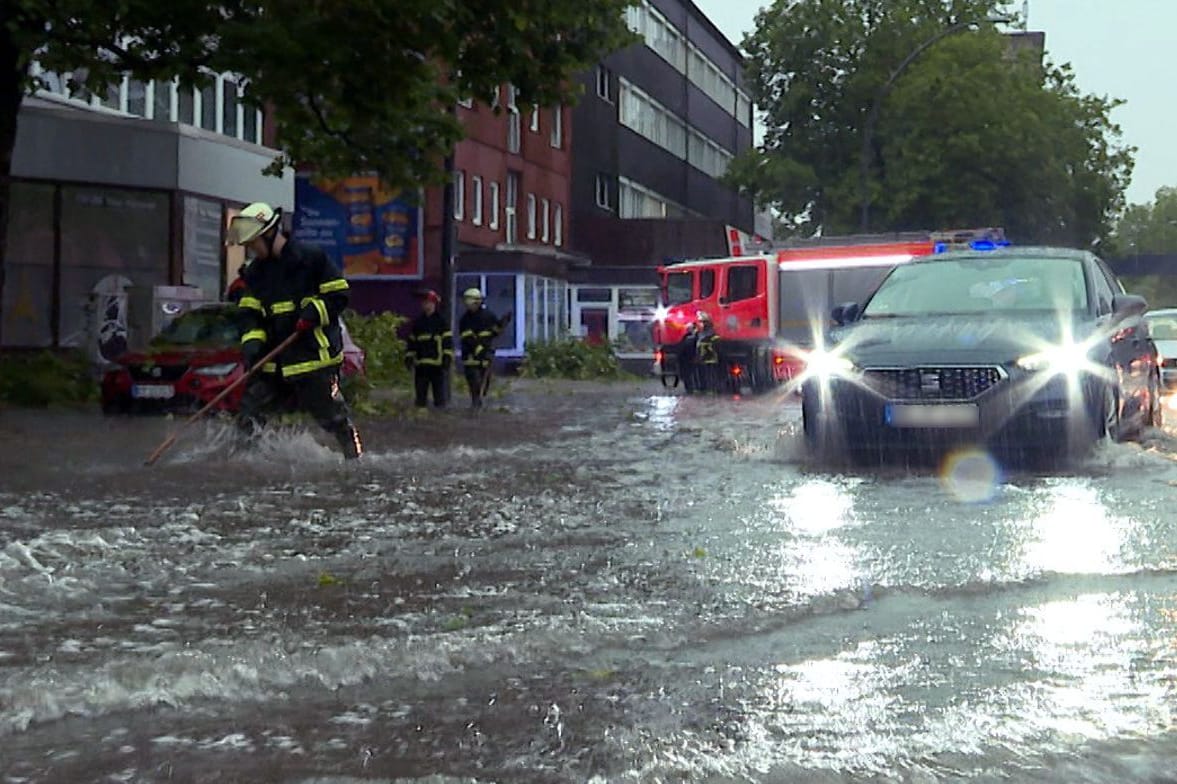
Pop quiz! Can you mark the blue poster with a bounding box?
[293,174,424,279]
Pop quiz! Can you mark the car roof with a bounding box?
[911,246,1094,264]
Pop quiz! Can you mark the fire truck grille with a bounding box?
[864,367,1004,401]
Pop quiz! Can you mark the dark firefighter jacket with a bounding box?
[459,308,504,368]
[237,239,350,378]
[407,312,454,367]
[696,327,720,365]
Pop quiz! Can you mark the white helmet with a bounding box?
[227,202,282,245]
[463,288,484,302]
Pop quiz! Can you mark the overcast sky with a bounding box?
[695,0,1171,206]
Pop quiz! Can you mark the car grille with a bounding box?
[864,366,1004,401]
[127,364,188,383]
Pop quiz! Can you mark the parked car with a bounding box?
[1145,308,1177,389]
[102,304,366,414]
[800,247,1162,462]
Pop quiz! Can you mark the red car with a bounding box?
[102,304,366,414]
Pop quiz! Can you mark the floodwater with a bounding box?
[2,380,1177,783]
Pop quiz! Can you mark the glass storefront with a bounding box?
[0,183,55,347]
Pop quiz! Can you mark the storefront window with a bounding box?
[1,183,55,347]
[183,197,224,299]
[59,187,170,356]
[485,274,517,351]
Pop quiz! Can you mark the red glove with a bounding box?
[295,318,315,333]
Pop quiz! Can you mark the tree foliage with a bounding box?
[0,0,635,335]
[730,0,1134,246]
[1111,187,1177,256]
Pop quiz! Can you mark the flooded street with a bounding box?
[3,380,1177,783]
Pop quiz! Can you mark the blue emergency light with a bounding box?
[933,239,1012,253]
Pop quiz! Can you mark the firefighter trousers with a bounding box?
[236,368,362,458]
[463,363,492,408]
[414,365,448,407]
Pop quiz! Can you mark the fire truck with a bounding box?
[653,228,1007,392]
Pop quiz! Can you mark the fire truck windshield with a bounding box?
[664,271,693,305]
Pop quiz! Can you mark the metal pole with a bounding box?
[858,19,1007,232]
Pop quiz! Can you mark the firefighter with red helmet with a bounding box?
[405,289,453,408]
[227,202,363,459]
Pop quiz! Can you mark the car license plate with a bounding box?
[886,403,979,428]
[131,384,175,400]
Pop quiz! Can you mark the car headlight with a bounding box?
[1015,343,1089,375]
[804,350,856,380]
[194,362,239,377]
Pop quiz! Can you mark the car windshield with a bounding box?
[664,272,693,306]
[1148,315,1177,340]
[862,256,1090,318]
[151,309,242,346]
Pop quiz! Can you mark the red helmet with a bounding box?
[419,289,441,304]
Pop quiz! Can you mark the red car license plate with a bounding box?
[131,384,175,400]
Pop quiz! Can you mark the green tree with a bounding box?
[0,0,634,335]
[1111,187,1177,256]
[730,0,1133,246]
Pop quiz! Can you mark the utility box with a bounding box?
[126,285,210,350]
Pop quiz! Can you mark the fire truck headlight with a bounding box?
[653,305,670,323]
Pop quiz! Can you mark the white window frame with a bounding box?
[489,181,501,231]
[595,175,613,211]
[507,85,521,154]
[550,106,563,148]
[530,106,540,132]
[596,65,612,102]
[453,170,465,221]
[526,193,537,240]
[506,173,519,244]
[554,203,563,247]
[471,175,484,226]
[541,198,550,243]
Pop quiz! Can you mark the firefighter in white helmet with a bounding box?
[226,202,363,459]
[458,287,511,409]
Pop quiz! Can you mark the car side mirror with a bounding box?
[1112,294,1148,319]
[831,302,860,326]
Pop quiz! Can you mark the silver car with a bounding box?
[1146,308,1177,388]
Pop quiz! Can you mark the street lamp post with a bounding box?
[858,17,1011,232]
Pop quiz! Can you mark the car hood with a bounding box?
[1153,339,1177,360]
[832,315,1089,367]
[117,345,241,366]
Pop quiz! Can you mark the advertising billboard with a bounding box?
[292,173,424,279]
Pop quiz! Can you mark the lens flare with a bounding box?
[941,449,1002,504]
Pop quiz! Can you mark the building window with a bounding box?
[127,79,147,116]
[596,66,612,102]
[619,79,687,159]
[151,79,172,122]
[453,170,465,221]
[489,85,500,109]
[506,173,519,244]
[222,78,239,138]
[550,106,563,148]
[178,86,195,125]
[554,203,563,247]
[471,175,484,226]
[458,96,473,109]
[244,105,259,144]
[541,198,550,243]
[489,181,501,231]
[200,82,216,130]
[595,175,614,211]
[618,176,693,219]
[507,85,521,154]
[526,193,537,239]
[530,106,539,132]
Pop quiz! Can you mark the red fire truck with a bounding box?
[653,229,1006,392]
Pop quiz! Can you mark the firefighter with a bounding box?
[225,265,249,304]
[694,311,721,393]
[676,321,700,394]
[458,288,510,409]
[227,202,363,459]
[405,289,453,408]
